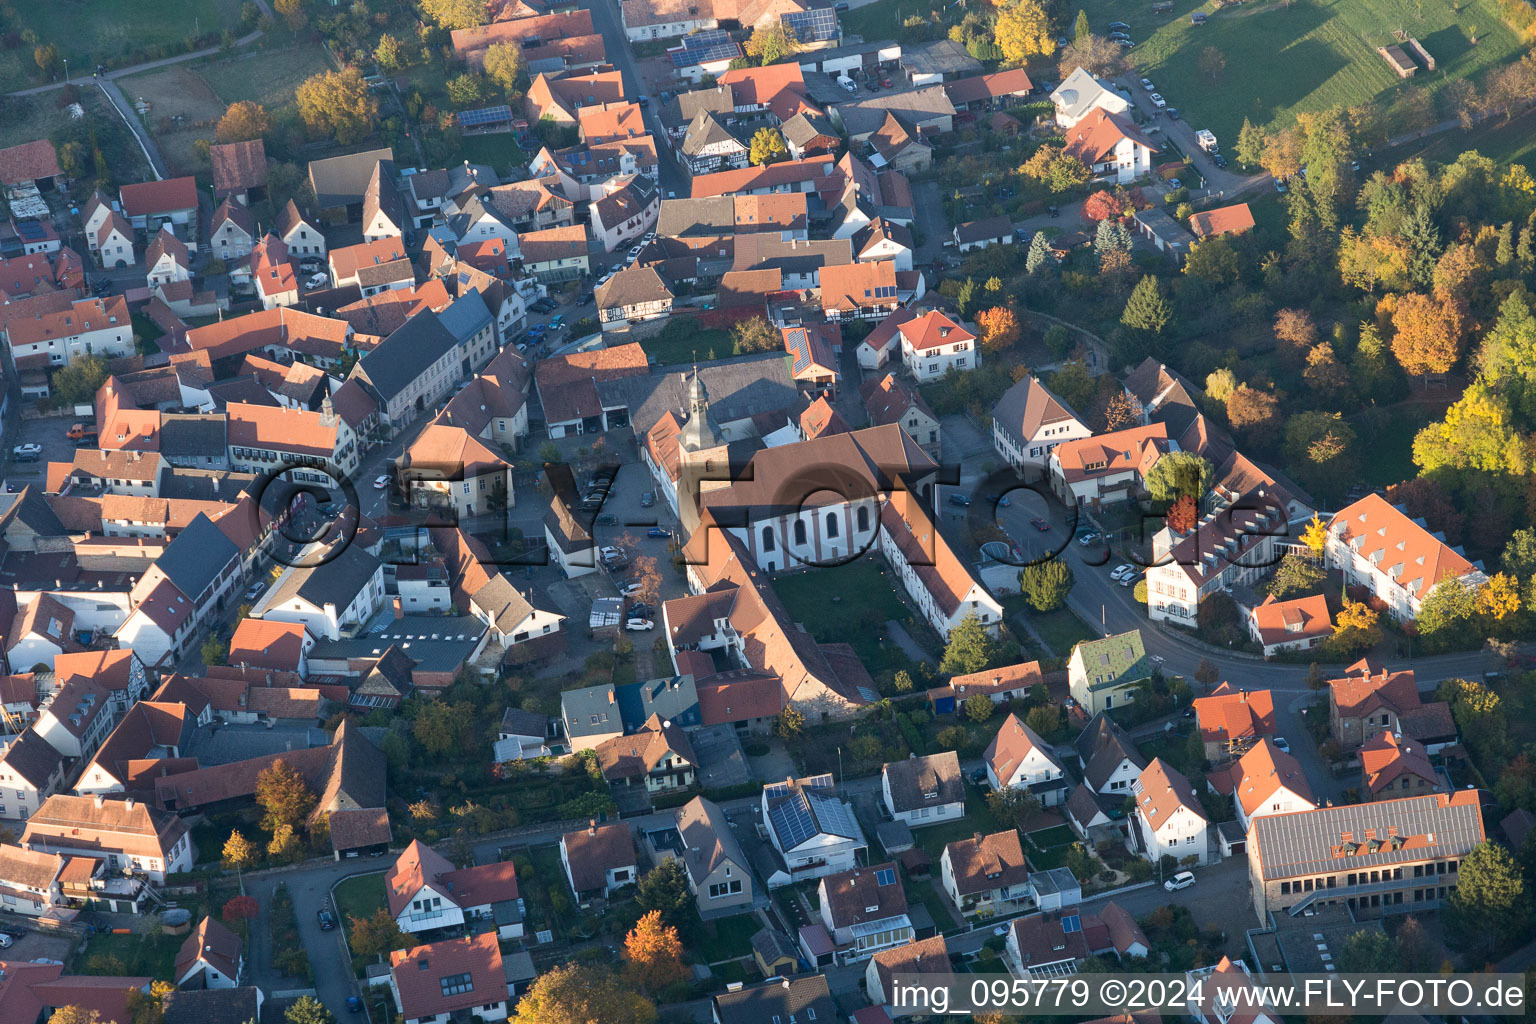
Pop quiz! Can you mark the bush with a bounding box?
[743,740,770,757]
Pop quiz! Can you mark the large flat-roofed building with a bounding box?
[1246,789,1484,921]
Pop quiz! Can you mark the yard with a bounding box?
[773,557,925,670]
[913,787,1004,861]
[1016,605,1101,660]
[1070,0,1527,143]
[458,133,528,178]
[117,63,228,177]
[333,871,388,926]
[0,90,150,183]
[0,0,246,91]
[201,39,335,109]
[79,930,184,980]
[641,317,736,368]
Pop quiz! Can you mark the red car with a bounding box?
[880,78,893,88]
[1030,518,1051,532]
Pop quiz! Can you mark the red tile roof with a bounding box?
[0,140,61,185]
[1062,108,1157,165]
[1328,493,1482,604]
[1361,730,1438,795]
[119,177,198,217]
[228,619,311,672]
[210,139,268,194]
[1192,682,1276,748]
[1188,202,1255,239]
[1249,593,1331,648]
[388,933,505,1020]
[900,309,973,353]
[1133,757,1205,832]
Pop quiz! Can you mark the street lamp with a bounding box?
[62,58,68,83]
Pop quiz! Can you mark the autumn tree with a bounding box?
[1165,494,1198,533]
[775,706,805,738]
[513,964,658,1024]
[125,981,174,1024]
[483,42,528,98]
[1475,293,1536,422]
[976,306,1020,352]
[624,910,686,991]
[350,907,408,960]
[1204,367,1238,404]
[1272,307,1317,357]
[1282,411,1358,502]
[1259,128,1303,182]
[215,101,271,143]
[254,759,316,833]
[1198,46,1226,80]
[274,0,308,30]
[1121,275,1171,336]
[1194,658,1219,689]
[1082,190,1122,222]
[33,43,60,77]
[731,315,778,354]
[636,859,692,926]
[1303,343,1349,401]
[49,1010,102,1024]
[1411,384,1528,480]
[631,554,663,608]
[375,34,406,73]
[996,0,1055,64]
[1266,554,1326,601]
[1102,390,1142,431]
[420,0,489,30]
[1391,292,1465,381]
[1324,599,1382,659]
[744,22,796,65]
[267,822,304,863]
[222,894,258,928]
[223,829,255,892]
[1056,35,1127,80]
[1476,572,1521,623]
[1184,237,1240,285]
[413,699,474,757]
[1142,451,1210,504]
[1225,386,1278,433]
[296,68,378,146]
[748,126,786,166]
[986,785,1042,831]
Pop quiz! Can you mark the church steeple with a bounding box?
[678,364,721,453]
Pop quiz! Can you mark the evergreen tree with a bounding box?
[1234,118,1264,168]
[1446,842,1528,957]
[1019,559,1074,612]
[1495,221,1516,266]
[1121,275,1172,335]
[1025,231,1052,274]
[1518,225,1535,272]
[1073,9,1091,41]
[940,613,996,675]
[1401,203,1443,288]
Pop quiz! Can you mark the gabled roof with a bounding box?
[820,861,907,929]
[1063,107,1156,165]
[355,309,459,402]
[157,513,241,601]
[1215,737,1314,817]
[994,374,1085,447]
[883,751,963,812]
[1250,593,1331,647]
[1188,202,1256,239]
[869,935,949,995]
[594,713,696,780]
[1328,493,1485,601]
[1327,662,1421,720]
[943,68,1034,106]
[799,396,848,439]
[860,372,934,430]
[228,619,312,672]
[1050,67,1128,123]
[984,713,1065,785]
[0,139,62,185]
[900,309,974,352]
[176,917,241,983]
[560,822,635,891]
[0,728,65,790]
[119,176,198,217]
[1133,758,1206,833]
[819,259,897,313]
[308,148,395,209]
[146,227,190,270]
[1361,730,1439,795]
[677,794,749,885]
[1192,682,1276,748]
[363,160,405,233]
[943,830,1028,896]
[386,839,459,917]
[1051,423,1169,483]
[713,974,838,1024]
[388,933,504,1020]
[210,139,267,194]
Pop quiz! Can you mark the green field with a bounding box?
[773,558,917,665]
[200,39,335,109]
[1071,0,1526,142]
[80,930,184,979]
[333,871,388,926]
[0,0,245,91]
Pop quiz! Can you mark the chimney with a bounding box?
[588,819,597,836]
[125,796,136,811]
[93,794,104,809]
[393,596,404,619]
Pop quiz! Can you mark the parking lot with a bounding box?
[7,413,84,484]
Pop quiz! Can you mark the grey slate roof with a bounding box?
[1074,712,1146,791]
[357,309,461,402]
[0,486,66,538]
[315,616,486,673]
[0,726,65,789]
[713,973,838,1024]
[160,469,258,502]
[159,413,229,458]
[882,751,963,813]
[500,707,549,739]
[1251,793,1485,880]
[437,288,494,343]
[159,513,240,599]
[163,987,264,1024]
[656,197,735,237]
[620,352,799,437]
[270,544,381,613]
[681,111,748,158]
[309,148,395,209]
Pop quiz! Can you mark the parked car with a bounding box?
[629,603,654,619]
[548,314,565,330]
[1149,93,1166,108]
[305,272,329,290]
[1115,37,1134,47]
[1109,21,1131,31]
[627,245,644,260]
[298,258,322,272]
[834,1,849,9]
[636,94,649,108]
[1077,531,1099,545]
[1109,31,1131,41]
[346,997,363,1014]
[619,580,643,596]
[373,474,390,489]
[0,934,12,948]
[985,493,1011,507]
[947,493,971,507]
[1213,154,1228,169]
[1272,736,1291,753]
[245,581,267,601]
[626,618,655,631]
[1119,571,1141,587]
[1030,518,1051,532]
[11,443,41,461]
[600,546,625,560]
[640,491,656,508]
[1166,107,1181,120]
[1109,564,1133,580]
[1164,871,1196,892]
[1140,78,1155,91]
[318,910,337,930]
[648,527,672,538]
[1167,178,1182,189]
[1274,178,1288,193]
[595,513,618,526]
[91,277,112,295]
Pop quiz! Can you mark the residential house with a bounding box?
[3,294,134,370]
[881,751,964,827]
[679,111,750,177]
[1246,789,1484,920]
[985,714,1071,807]
[1326,493,1488,624]
[940,661,1044,712]
[543,480,598,579]
[1067,630,1151,715]
[21,792,194,881]
[1188,203,1256,240]
[992,374,1092,475]
[1145,489,1289,626]
[5,594,81,677]
[525,70,626,124]
[1248,594,1332,657]
[855,307,915,369]
[174,917,243,990]
[1062,108,1157,185]
[469,575,565,664]
[762,774,867,885]
[225,400,360,481]
[953,216,1013,252]
[227,619,314,675]
[447,196,521,255]
[940,830,1031,917]
[1049,67,1130,128]
[113,514,243,669]
[676,795,754,915]
[868,113,931,173]
[1047,423,1170,509]
[0,843,65,916]
[257,545,385,642]
[1327,661,1455,752]
[144,228,190,288]
[210,140,267,205]
[898,309,976,382]
[1191,683,1276,761]
[781,110,839,160]
[0,729,67,821]
[495,708,553,763]
[596,265,674,329]
[818,862,913,963]
[362,162,407,242]
[209,200,255,260]
[349,310,466,429]
[1360,730,1442,800]
[387,933,509,1024]
[520,225,590,283]
[782,323,841,397]
[307,148,394,217]
[1187,957,1282,1024]
[1130,758,1209,867]
[866,936,950,1016]
[90,204,135,268]
[591,175,661,252]
[852,218,914,273]
[535,342,649,436]
[386,839,524,938]
[559,821,637,904]
[1075,712,1147,796]
[277,200,326,258]
[396,424,512,519]
[943,68,1034,112]
[32,675,114,759]
[819,260,898,321]
[594,713,697,793]
[250,234,297,309]
[713,975,839,1024]
[861,373,939,461]
[329,238,414,296]
[119,177,199,234]
[1132,206,1196,261]
[1207,738,1314,832]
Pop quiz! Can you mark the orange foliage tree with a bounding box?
[623,910,686,992]
[976,306,1021,352]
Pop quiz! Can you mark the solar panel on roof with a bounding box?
[1062,914,1082,933]
[783,7,838,43]
[458,105,514,127]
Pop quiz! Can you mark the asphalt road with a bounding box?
[587,0,688,203]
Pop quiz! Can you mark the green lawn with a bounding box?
[333,872,388,926]
[914,787,1004,860]
[1021,607,1101,659]
[1027,823,1075,848]
[80,931,184,979]
[1350,404,1437,488]
[906,873,961,932]
[702,914,761,960]
[773,558,918,666]
[1413,106,1536,167]
[0,0,245,91]
[1070,0,1526,142]
[201,38,335,109]
[459,133,528,179]
[642,318,736,368]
